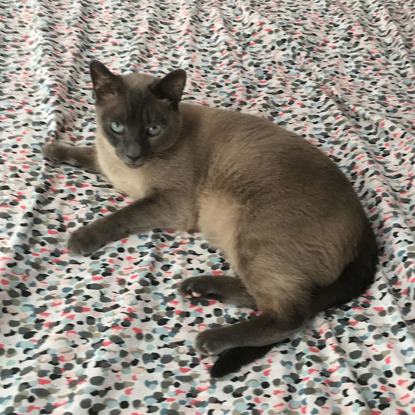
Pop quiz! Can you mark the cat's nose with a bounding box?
[125,142,142,162]
[126,153,141,162]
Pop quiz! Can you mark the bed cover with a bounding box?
[1,0,414,414]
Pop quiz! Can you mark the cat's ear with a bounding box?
[90,60,122,99]
[150,69,186,105]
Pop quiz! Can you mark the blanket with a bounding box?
[1,0,414,414]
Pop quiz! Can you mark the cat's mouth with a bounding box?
[115,151,146,169]
[124,159,145,169]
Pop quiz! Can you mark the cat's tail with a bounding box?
[309,219,378,315]
[210,220,378,378]
[210,344,275,378]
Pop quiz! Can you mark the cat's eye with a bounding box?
[147,125,162,137]
[110,121,125,134]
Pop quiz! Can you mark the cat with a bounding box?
[42,60,378,377]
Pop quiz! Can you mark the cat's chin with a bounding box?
[124,160,145,169]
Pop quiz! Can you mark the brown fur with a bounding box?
[42,60,378,377]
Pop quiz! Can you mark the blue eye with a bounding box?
[111,121,125,134]
[147,125,161,136]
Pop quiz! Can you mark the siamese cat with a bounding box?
[42,60,378,377]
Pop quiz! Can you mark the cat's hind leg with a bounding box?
[196,308,307,356]
[193,269,311,356]
[179,276,257,309]
[42,143,100,172]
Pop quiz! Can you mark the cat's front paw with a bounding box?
[68,226,105,255]
[42,143,67,164]
[196,328,232,356]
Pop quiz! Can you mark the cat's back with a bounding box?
[180,103,353,201]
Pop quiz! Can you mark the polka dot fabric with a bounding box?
[1,0,414,414]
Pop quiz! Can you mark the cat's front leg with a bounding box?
[68,193,182,255]
[42,143,100,172]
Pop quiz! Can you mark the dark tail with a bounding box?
[210,220,378,378]
[310,219,378,314]
[210,344,275,378]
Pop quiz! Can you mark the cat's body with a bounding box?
[43,61,378,377]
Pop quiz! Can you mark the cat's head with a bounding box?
[90,60,186,168]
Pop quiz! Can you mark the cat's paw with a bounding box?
[196,328,232,356]
[179,276,223,301]
[68,226,105,255]
[42,143,67,164]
